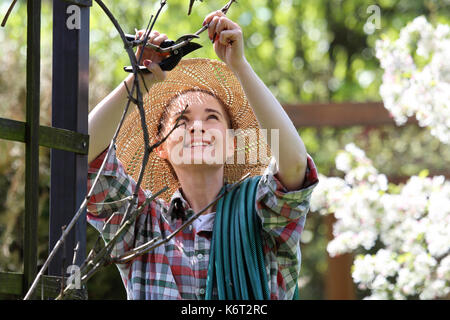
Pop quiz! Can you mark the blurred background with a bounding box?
[0,0,449,299]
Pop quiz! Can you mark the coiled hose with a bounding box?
[205,176,299,300]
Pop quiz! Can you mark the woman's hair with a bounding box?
[156,88,234,138]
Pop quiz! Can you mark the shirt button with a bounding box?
[197,253,203,260]
[199,288,205,295]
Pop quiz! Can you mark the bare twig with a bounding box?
[54,187,167,300]
[115,2,170,228]
[188,0,195,15]
[113,172,250,264]
[82,188,167,275]
[88,196,134,206]
[25,0,239,300]
[23,0,164,300]
[60,226,66,299]
[136,0,237,53]
[58,104,188,299]
[72,242,80,266]
[1,0,18,27]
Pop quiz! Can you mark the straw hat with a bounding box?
[115,58,271,202]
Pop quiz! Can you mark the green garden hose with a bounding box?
[205,175,299,300]
[222,185,235,299]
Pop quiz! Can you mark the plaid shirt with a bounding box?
[87,147,318,300]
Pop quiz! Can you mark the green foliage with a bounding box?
[0,0,448,300]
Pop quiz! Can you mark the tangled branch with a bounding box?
[1,0,18,27]
[23,0,238,300]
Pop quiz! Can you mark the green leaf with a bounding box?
[418,169,429,178]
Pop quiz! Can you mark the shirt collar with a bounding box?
[163,188,194,224]
[164,187,224,233]
[169,188,191,210]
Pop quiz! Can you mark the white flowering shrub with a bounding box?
[311,143,450,299]
[375,16,450,144]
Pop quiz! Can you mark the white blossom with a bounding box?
[352,254,376,284]
[375,16,450,144]
[335,151,352,172]
[311,143,450,299]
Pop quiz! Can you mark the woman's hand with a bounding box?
[203,11,247,72]
[134,29,168,84]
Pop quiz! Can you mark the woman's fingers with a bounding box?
[134,29,168,65]
[203,10,225,27]
[208,16,220,41]
[214,17,239,41]
[202,12,246,70]
[204,12,240,44]
[132,28,167,83]
[147,62,166,82]
[203,10,228,41]
[153,33,168,46]
[141,59,166,82]
[135,30,160,43]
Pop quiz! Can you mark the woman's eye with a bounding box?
[207,114,219,120]
[178,115,188,123]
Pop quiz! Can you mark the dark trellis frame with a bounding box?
[49,0,90,279]
[0,0,91,298]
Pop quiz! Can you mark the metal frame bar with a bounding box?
[66,0,92,7]
[23,0,41,295]
[0,118,89,154]
[0,272,62,299]
[48,0,90,277]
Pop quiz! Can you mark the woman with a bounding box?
[87,11,318,299]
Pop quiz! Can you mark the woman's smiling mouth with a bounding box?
[185,139,214,148]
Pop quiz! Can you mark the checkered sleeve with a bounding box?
[256,155,318,231]
[255,154,319,297]
[86,146,150,257]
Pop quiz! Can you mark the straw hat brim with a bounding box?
[115,58,271,202]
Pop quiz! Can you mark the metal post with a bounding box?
[49,0,90,277]
[23,0,42,294]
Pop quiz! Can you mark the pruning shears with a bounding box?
[123,33,202,73]
[122,0,236,74]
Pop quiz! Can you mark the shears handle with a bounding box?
[123,40,176,74]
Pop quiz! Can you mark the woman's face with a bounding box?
[157,91,235,169]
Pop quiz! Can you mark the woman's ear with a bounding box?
[156,144,168,160]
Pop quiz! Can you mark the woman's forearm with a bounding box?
[233,60,307,190]
[88,74,140,163]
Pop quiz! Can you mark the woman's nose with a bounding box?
[189,120,205,134]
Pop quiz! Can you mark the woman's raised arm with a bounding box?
[87,30,168,163]
[204,11,308,190]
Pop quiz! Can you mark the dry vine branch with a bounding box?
[1,0,18,27]
[113,172,250,264]
[55,172,248,300]
[24,0,238,300]
[23,0,167,300]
